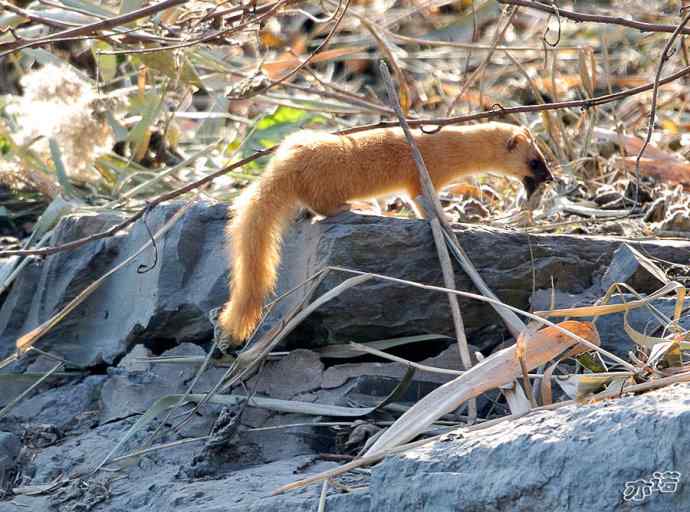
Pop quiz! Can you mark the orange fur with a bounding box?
[218,122,552,344]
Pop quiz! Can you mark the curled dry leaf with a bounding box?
[363,320,600,457]
[261,46,367,79]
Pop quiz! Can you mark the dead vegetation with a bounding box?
[2,0,690,504]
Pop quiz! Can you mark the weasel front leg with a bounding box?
[405,183,429,219]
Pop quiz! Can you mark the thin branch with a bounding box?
[0,0,189,56]
[379,60,475,420]
[90,0,289,55]
[633,8,690,206]
[386,29,581,51]
[446,5,518,114]
[497,0,690,35]
[258,0,352,95]
[3,63,690,258]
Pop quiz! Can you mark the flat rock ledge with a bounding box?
[1,201,688,366]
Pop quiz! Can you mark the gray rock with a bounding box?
[0,432,20,465]
[246,349,323,400]
[6,203,690,511]
[0,431,21,487]
[600,243,666,291]
[240,412,330,463]
[0,375,103,432]
[283,216,690,347]
[100,343,207,423]
[0,203,229,367]
[11,422,352,512]
[322,343,463,389]
[26,421,126,484]
[154,455,361,512]
[13,381,687,511]
[2,203,690,366]
[362,382,690,511]
[0,495,50,512]
[594,296,690,356]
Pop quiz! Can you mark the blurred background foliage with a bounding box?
[1,0,690,244]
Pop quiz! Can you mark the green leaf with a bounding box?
[195,94,229,142]
[92,41,117,82]
[242,106,327,168]
[0,135,10,155]
[104,111,128,142]
[48,138,76,197]
[189,48,238,73]
[20,48,69,68]
[0,12,29,29]
[575,352,606,373]
[119,0,145,15]
[126,92,164,153]
[255,105,313,130]
[62,0,113,17]
[19,50,94,85]
[32,195,78,238]
[96,153,148,181]
[136,52,204,89]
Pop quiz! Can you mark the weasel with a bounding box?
[218,122,553,344]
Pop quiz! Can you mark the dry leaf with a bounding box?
[261,46,367,79]
[620,157,690,190]
[363,320,600,456]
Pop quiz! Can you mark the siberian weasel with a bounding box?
[218,122,553,344]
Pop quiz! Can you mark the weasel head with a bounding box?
[502,127,553,198]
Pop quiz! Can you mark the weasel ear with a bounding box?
[506,132,527,152]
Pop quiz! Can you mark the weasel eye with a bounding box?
[528,159,542,171]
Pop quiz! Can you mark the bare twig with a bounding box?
[633,8,690,207]
[94,0,290,55]
[0,0,189,56]
[4,63,690,259]
[446,5,518,115]
[497,0,690,35]
[255,0,352,96]
[386,29,581,51]
[379,60,475,420]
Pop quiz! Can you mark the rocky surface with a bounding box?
[2,352,689,511]
[1,202,689,511]
[0,342,457,511]
[1,202,688,367]
[362,382,690,512]
[0,203,229,367]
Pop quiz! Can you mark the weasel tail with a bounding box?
[219,123,553,345]
[218,165,299,342]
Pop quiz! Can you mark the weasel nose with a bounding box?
[529,158,553,184]
[524,158,553,197]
